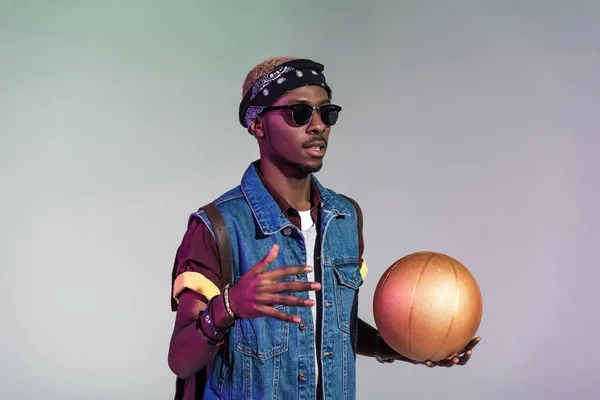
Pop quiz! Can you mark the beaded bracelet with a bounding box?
[222,284,237,320]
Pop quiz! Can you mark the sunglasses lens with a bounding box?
[291,104,313,126]
[321,105,340,126]
[289,104,341,126]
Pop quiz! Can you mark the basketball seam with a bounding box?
[430,257,460,361]
[407,252,436,359]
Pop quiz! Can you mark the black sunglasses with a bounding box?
[260,103,342,127]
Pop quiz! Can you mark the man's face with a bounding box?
[255,85,332,178]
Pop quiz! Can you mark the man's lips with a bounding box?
[304,141,327,158]
[304,140,327,149]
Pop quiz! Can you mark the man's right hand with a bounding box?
[228,244,321,323]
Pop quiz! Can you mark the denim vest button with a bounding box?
[283,227,292,236]
[299,321,307,331]
[298,372,307,382]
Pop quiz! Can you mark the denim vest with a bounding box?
[195,162,363,400]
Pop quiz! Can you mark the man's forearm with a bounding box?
[356,318,416,363]
[168,317,221,378]
[168,291,234,378]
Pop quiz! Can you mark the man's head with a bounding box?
[239,57,342,178]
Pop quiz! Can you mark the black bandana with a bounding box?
[239,59,332,129]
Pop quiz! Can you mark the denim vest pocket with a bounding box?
[235,304,290,361]
[332,259,363,334]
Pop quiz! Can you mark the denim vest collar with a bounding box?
[240,161,351,235]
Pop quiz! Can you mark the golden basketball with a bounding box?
[373,251,483,362]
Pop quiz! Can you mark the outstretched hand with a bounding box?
[422,337,481,368]
[228,244,321,323]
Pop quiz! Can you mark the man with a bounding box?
[168,57,480,400]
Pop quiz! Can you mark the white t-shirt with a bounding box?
[298,210,319,392]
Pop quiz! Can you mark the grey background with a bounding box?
[1,1,598,399]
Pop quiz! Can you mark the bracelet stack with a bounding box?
[196,296,226,346]
[196,286,238,347]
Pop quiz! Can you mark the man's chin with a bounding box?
[290,159,323,177]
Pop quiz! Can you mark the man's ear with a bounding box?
[249,116,266,138]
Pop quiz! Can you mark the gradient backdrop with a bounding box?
[1,1,599,399]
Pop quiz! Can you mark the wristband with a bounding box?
[196,308,225,347]
[205,296,225,337]
[374,333,395,364]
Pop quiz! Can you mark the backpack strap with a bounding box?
[340,194,363,237]
[170,202,233,312]
[201,202,233,287]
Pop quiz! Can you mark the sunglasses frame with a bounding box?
[260,103,342,127]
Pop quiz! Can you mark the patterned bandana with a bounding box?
[238,59,332,130]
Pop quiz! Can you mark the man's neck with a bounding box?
[259,159,312,211]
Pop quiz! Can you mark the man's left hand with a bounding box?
[422,337,481,368]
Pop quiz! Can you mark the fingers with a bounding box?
[464,337,481,352]
[423,338,480,368]
[265,264,314,280]
[426,349,473,368]
[260,294,316,308]
[447,357,460,367]
[457,350,472,366]
[426,360,445,368]
[425,355,460,368]
[451,337,479,366]
[457,337,480,355]
[249,244,280,274]
[268,280,321,294]
[259,305,303,324]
